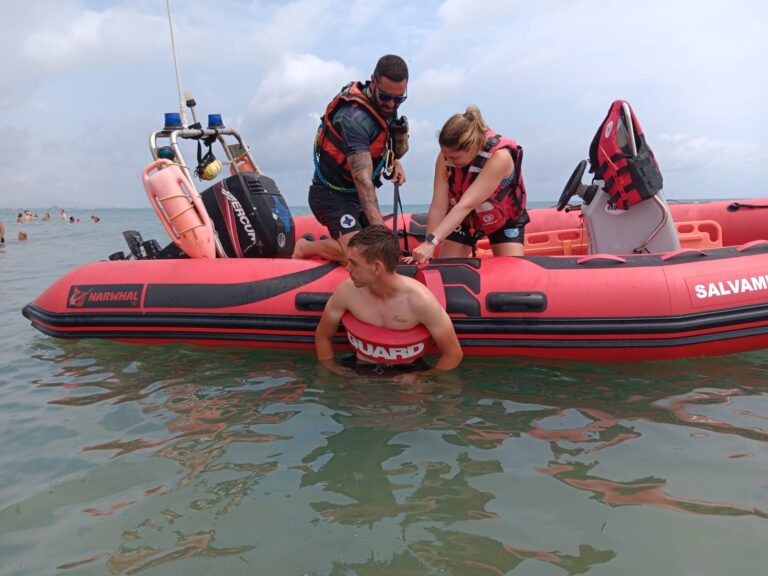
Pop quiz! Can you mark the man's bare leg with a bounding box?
[293,231,357,264]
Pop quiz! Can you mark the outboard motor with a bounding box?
[200,172,295,258]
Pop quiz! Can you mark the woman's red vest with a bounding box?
[446,130,527,235]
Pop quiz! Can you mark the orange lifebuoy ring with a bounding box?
[143,159,215,259]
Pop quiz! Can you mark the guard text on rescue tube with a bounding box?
[348,333,425,362]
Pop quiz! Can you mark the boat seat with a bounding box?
[581,188,680,254]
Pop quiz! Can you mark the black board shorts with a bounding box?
[308,182,370,239]
[340,354,430,375]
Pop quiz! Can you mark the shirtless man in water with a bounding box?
[315,225,462,373]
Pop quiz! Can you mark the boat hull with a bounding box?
[23,199,768,361]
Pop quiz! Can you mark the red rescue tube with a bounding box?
[342,312,433,365]
[143,159,215,259]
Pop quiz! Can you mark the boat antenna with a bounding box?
[165,0,188,128]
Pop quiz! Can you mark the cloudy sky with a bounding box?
[1,0,766,208]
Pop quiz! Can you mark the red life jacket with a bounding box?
[315,81,390,191]
[446,131,527,235]
[588,100,663,210]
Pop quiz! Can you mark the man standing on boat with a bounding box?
[315,226,462,374]
[293,55,409,263]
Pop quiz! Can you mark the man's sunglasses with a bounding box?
[375,78,407,104]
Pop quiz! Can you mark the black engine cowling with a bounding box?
[200,172,295,258]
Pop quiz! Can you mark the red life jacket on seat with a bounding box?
[588,99,664,210]
[315,81,390,191]
[446,130,527,235]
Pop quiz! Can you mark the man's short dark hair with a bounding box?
[374,55,409,83]
[348,225,400,271]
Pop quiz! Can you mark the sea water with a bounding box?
[1,207,767,575]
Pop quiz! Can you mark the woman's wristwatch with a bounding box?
[425,233,439,246]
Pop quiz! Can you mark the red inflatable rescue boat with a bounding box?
[21,100,768,362]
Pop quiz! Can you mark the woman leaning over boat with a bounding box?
[409,105,529,263]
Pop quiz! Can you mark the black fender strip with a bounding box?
[24,319,768,352]
[459,323,768,349]
[143,262,337,308]
[23,301,768,338]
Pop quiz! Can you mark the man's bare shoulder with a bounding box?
[400,275,441,307]
[333,277,357,299]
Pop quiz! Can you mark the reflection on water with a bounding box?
[1,338,767,574]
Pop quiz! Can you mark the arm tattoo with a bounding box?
[349,152,383,224]
[348,152,373,177]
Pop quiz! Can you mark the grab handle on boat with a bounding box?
[727,202,768,212]
[295,292,332,311]
[660,248,706,261]
[486,292,547,313]
[576,254,627,265]
[737,239,768,252]
[415,268,447,309]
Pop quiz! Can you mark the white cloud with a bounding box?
[0,127,30,168]
[25,11,105,64]
[411,67,468,106]
[658,134,767,172]
[249,53,358,118]
[23,9,166,68]
[1,0,767,208]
